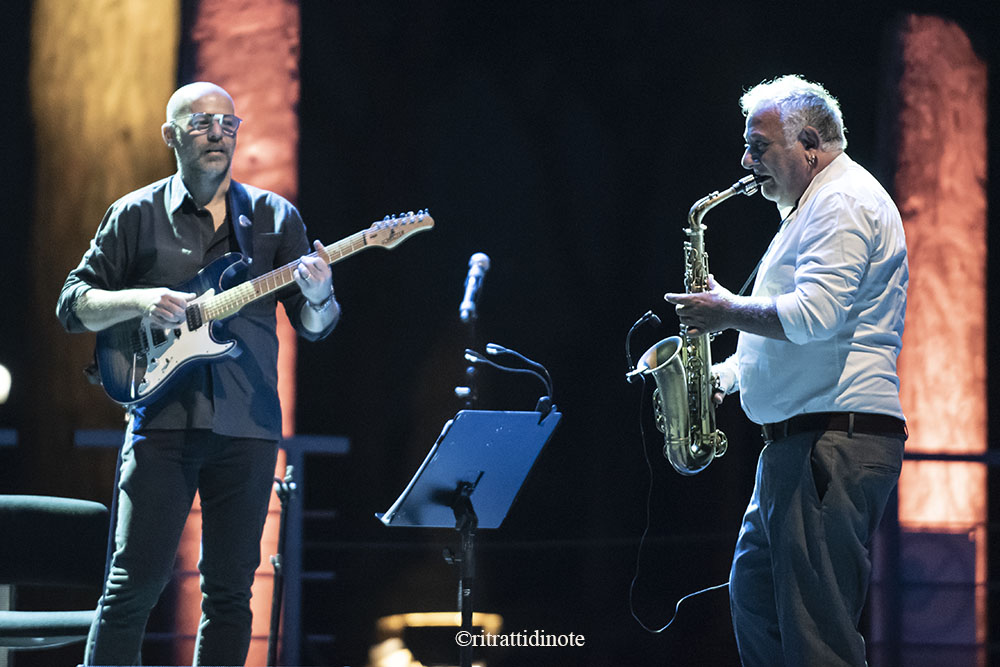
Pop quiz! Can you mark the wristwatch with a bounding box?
[307,290,336,314]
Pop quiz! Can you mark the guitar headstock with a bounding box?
[365,209,435,248]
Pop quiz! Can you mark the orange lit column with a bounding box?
[886,14,988,666]
[27,1,180,498]
[173,2,302,665]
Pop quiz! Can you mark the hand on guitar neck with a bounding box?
[293,239,339,334]
[293,239,335,304]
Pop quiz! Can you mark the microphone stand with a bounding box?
[441,342,558,667]
[456,323,479,409]
[267,466,295,667]
[449,256,488,666]
[455,304,480,410]
[448,334,479,667]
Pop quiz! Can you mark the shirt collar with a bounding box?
[166,172,233,215]
[777,152,852,220]
[166,172,196,214]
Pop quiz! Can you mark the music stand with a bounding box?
[377,409,561,667]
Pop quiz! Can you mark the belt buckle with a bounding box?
[761,420,790,442]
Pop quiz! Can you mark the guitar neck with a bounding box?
[201,230,367,321]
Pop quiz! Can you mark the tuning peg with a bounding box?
[383,214,391,221]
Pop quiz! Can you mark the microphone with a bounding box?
[633,310,661,328]
[459,253,491,322]
[464,349,488,364]
[625,310,662,383]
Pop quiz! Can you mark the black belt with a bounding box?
[761,412,907,442]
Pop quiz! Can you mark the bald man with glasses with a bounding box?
[58,82,340,665]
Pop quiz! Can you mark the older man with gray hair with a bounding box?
[666,75,908,665]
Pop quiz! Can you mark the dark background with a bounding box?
[4,2,1000,666]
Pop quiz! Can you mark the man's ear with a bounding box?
[798,125,822,151]
[161,122,176,148]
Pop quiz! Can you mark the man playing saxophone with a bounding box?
[665,75,907,666]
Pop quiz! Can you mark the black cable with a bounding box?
[627,367,728,634]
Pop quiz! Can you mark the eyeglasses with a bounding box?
[172,112,243,137]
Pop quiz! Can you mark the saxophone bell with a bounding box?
[634,336,715,476]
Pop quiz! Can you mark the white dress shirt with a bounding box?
[716,153,908,424]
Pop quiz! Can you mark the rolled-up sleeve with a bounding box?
[774,192,873,344]
[57,203,133,333]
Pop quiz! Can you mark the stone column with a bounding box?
[175,2,302,664]
[872,13,988,666]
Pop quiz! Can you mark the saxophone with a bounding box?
[634,174,760,475]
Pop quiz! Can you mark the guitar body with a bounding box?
[95,254,249,407]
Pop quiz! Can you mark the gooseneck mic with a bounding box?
[625,310,662,383]
[459,253,491,322]
[465,344,556,416]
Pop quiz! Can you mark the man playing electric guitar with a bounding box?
[57,81,340,665]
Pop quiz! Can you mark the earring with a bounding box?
[807,153,817,167]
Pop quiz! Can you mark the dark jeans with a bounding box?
[84,426,278,666]
[730,429,904,667]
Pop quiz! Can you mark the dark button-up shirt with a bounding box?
[58,173,334,440]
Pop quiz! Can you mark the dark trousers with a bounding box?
[730,429,904,667]
[84,426,278,666]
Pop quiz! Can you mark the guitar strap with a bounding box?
[229,180,255,262]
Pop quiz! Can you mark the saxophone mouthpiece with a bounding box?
[735,174,761,196]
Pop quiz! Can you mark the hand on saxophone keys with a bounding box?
[664,274,737,336]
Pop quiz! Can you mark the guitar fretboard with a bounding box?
[200,230,368,321]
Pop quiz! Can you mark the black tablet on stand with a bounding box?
[377,408,561,667]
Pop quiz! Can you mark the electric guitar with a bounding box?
[94,210,434,407]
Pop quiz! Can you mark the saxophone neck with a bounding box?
[687,174,761,229]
